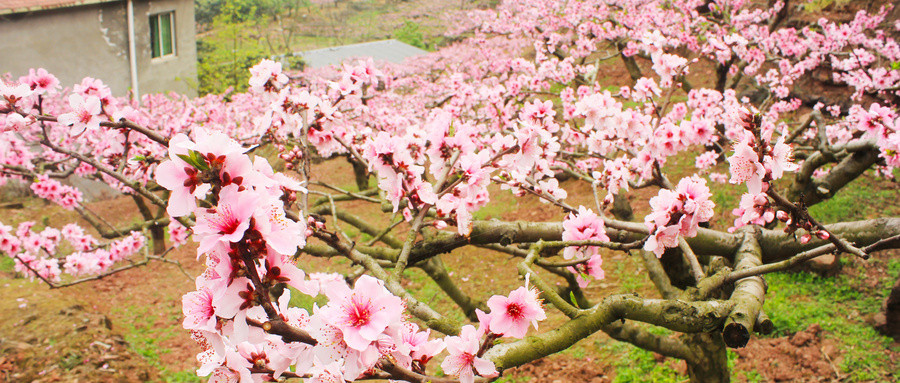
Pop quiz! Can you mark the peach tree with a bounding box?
[2,0,900,382]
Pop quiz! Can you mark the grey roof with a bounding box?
[291,39,428,69]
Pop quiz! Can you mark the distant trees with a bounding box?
[195,0,305,95]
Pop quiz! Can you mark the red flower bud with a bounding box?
[776,210,789,222]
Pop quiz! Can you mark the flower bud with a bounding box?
[753,194,768,206]
[799,234,811,244]
[776,210,790,222]
[816,230,830,240]
[603,194,614,206]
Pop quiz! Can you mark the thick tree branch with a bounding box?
[637,249,682,299]
[309,205,402,248]
[485,295,734,370]
[601,320,697,363]
[722,231,765,348]
[788,140,880,206]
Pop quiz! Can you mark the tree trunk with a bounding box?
[611,193,633,221]
[875,273,900,338]
[350,157,370,191]
[684,333,730,383]
[150,223,166,255]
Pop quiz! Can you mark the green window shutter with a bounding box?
[150,14,160,58]
[161,13,173,56]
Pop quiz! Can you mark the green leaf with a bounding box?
[569,291,578,306]
[177,150,209,171]
[892,62,900,70]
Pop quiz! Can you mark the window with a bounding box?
[150,12,175,59]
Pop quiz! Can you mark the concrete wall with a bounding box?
[0,0,196,97]
[136,0,196,96]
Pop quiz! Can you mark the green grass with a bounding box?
[801,0,853,12]
[609,255,649,293]
[472,185,519,221]
[807,174,900,223]
[163,370,204,382]
[403,267,467,324]
[610,344,682,383]
[113,305,199,382]
[0,255,14,272]
[593,325,684,383]
[495,375,533,383]
[763,270,896,381]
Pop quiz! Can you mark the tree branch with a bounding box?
[485,294,733,370]
[722,231,765,348]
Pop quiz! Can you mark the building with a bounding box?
[0,0,197,97]
[288,39,428,69]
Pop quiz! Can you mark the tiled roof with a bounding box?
[0,0,119,15]
[292,39,428,69]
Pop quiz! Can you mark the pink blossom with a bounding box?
[395,322,445,370]
[632,77,661,101]
[440,325,498,383]
[57,94,102,135]
[728,139,765,193]
[19,68,59,95]
[729,192,775,231]
[168,220,191,247]
[695,151,719,170]
[253,195,307,255]
[308,358,345,383]
[643,225,680,257]
[0,81,32,106]
[29,175,82,209]
[194,185,260,253]
[155,134,209,217]
[321,275,403,351]
[562,206,609,260]
[183,287,217,331]
[764,132,798,180]
[249,59,289,93]
[487,282,546,338]
[73,77,112,102]
[568,254,605,288]
[2,112,31,131]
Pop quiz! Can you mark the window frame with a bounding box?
[149,11,177,60]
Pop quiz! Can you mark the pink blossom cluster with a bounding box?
[29,174,83,209]
[18,67,59,95]
[440,325,498,383]
[561,207,609,287]
[846,103,900,167]
[439,280,546,383]
[155,118,556,381]
[156,127,469,382]
[0,221,144,282]
[167,220,191,248]
[643,177,716,257]
[248,59,289,93]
